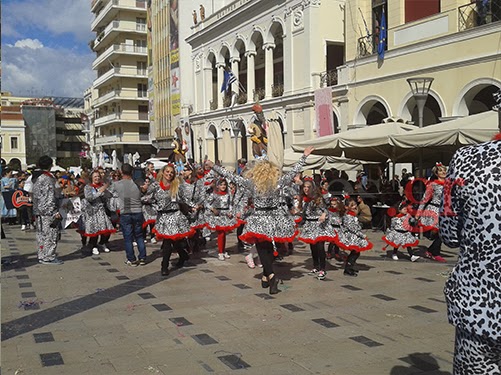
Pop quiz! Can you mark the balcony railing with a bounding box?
[209,100,217,110]
[320,69,338,87]
[458,0,501,31]
[357,34,378,57]
[237,92,247,104]
[96,134,123,145]
[253,87,265,101]
[271,83,284,97]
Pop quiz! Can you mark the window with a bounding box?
[405,0,440,23]
[139,126,149,141]
[11,137,18,150]
[372,0,388,55]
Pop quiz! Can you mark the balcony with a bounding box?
[210,100,218,110]
[458,0,501,31]
[93,20,147,51]
[93,43,147,69]
[96,133,150,145]
[93,89,148,107]
[253,87,265,101]
[93,66,148,89]
[96,134,123,145]
[94,112,121,127]
[92,0,146,32]
[320,69,338,87]
[271,83,284,97]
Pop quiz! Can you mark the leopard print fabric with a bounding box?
[453,327,501,374]
[440,139,501,342]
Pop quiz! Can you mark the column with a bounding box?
[203,67,212,112]
[216,63,224,109]
[230,57,240,94]
[263,43,275,99]
[245,51,256,104]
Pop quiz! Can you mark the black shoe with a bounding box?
[261,279,269,288]
[161,268,169,276]
[139,258,146,266]
[269,276,280,295]
[343,268,358,277]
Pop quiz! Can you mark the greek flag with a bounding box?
[221,69,237,92]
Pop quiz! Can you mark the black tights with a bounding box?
[345,251,360,270]
[392,247,415,256]
[161,239,189,269]
[310,242,326,271]
[143,223,155,240]
[89,234,110,248]
[256,241,275,278]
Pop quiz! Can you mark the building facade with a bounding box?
[90,0,155,160]
[337,0,500,130]
[186,0,346,167]
[0,93,27,169]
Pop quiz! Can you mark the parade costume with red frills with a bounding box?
[335,211,373,251]
[382,213,419,249]
[82,184,117,237]
[296,197,338,244]
[205,189,245,232]
[417,180,444,232]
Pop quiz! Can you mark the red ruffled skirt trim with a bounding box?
[336,240,373,252]
[191,223,207,230]
[239,230,299,244]
[153,228,196,240]
[419,224,439,232]
[382,236,419,249]
[142,219,156,229]
[297,235,339,245]
[206,219,245,233]
[83,228,117,237]
[294,217,303,223]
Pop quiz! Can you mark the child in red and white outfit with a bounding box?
[382,202,420,262]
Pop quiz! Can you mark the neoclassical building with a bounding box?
[186,0,345,167]
[337,0,500,129]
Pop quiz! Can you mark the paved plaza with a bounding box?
[1,225,456,374]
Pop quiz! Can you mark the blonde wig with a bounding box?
[157,165,180,198]
[245,160,280,195]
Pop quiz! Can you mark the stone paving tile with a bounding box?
[40,352,64,366]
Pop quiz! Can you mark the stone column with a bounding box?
[216,63,225,109]
[203,67,212,112]
[263,43,275,99]
[245,51,256,103]
[230,57,240,94]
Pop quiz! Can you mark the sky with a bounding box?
[2,0,95,98]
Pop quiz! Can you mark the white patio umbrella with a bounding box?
[111,150,118,170]
[90,151,98,169]
[98,152,105,167]
[142,158,168,170]
[50,165,66,172]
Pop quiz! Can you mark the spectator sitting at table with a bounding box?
[356,195,372,228]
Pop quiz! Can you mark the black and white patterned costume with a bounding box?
[141,182,158,229]
[190,171,215,230]
[151,180,195,240]
[33,172,60,261]
[297,197,337,244]
[417,180,444,231]
[335,211,373,252]
[382,214,419,249]
[83,184,116,237]
[213,156,307,244]
[205,189,244,232]
[440,138,501,374]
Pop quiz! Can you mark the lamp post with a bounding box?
[197,136,203,164]
[407,77,434,177]
[228,119,241,171]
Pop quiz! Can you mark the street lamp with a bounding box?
[197,136,203,164]
[228,119,241,171]
[407,77,434,128]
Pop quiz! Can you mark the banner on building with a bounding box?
[314,87,334,137]
[170,0,180,117]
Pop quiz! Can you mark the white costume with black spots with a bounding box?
[382,214,419,249]
[417,180,444,231]
[297,198,337,244]
[33,172,60,261]
[83,184,116,237]
[335,211,373,252]
[141,183,158,228]
[205,190,244,232]
[440,138,501,374]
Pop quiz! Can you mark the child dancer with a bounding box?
[336,197,373,276]
[382,202,420,261]
[297,178,337,280]
[326,197,345,261]
[206,178,244,261]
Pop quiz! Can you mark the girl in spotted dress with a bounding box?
[382,202,420,262]
[326,197,346,261]
[83,170,117,255]
[152,164,195,276]
[209,146,314,294]
[336,198,373,276]
[297,178,338,280]
[206,178,245,261]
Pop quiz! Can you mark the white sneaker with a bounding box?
[151,238,157,244]
[223,252,231,259]
[133,241,137,247]
[103,246,110,253]
[392,254,399,261]
[410,255,421,262]
[218,253,225,261]
[21,225,26,230]
[144,239,147,243]
[92,247,100,255]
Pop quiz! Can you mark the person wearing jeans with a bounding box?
[110,163,148,266]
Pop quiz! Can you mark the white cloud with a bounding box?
[2,43,95,98]
[13,38,44,49]
[2,0,93,42]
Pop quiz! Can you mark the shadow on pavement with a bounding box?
[390,352,452,375]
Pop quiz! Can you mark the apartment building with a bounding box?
[90,0,155,160]
[0,93,27,169]
[337,0,500,129]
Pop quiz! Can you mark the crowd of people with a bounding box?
[1,149,451,294]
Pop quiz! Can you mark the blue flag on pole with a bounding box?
[378,9,387,60]
[221,69,237,93]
